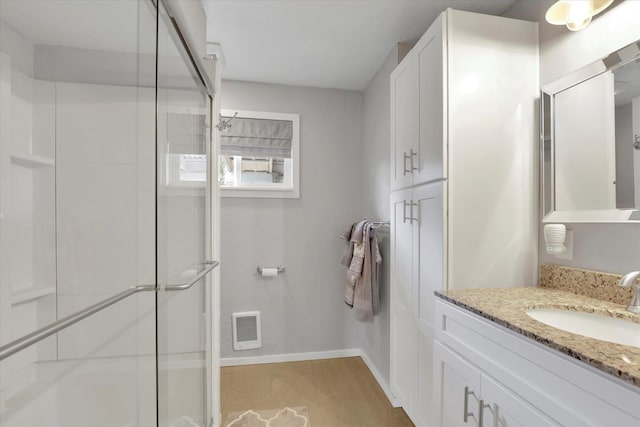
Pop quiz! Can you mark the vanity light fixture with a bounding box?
[545,0,613,32]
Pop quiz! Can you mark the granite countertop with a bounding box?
[435,286,640,388]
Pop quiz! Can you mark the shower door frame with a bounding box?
[155,1,217,426]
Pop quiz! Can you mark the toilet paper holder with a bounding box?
[257,265,286,274]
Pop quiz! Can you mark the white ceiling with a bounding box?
[0,0,155,54]
[204,0,516,91]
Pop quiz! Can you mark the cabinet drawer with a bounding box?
[435,300,640,426]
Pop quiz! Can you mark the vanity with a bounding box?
[433,266,640,426]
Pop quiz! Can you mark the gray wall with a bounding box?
[219,80,363,358]
[503,0,640,274]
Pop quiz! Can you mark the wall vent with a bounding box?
[232,311,261,351]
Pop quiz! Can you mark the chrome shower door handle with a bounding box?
[164,260,219,291]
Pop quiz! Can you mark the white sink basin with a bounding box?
[526,308,640,348]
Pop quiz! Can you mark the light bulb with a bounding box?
[566,1,592,31]
[545,0,613,32]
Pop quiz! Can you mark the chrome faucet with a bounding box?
[619,271,640,314]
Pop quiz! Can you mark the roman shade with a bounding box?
[220,116,293,159]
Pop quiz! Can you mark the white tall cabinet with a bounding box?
[389,9,538,426]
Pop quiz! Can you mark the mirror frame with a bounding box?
[219,109,300,199]
[541,39,640,223]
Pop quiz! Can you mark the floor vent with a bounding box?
[232,311,261,351]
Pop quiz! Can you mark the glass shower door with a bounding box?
[0,1,159,426]
[0,1,215,426]
[156,2,213,426]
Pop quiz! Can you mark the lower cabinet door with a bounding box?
[390,303,419,420]
[416,327,436,427]
[434,342,482,427]
[480,376,559,427]
[435,341,559,427]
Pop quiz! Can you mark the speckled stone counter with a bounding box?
[539,263,632,305]
[435,284,640,388]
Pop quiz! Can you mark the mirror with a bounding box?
[219,109,300,198]
[542,39,640,222]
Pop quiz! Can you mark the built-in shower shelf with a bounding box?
[10,153,55,168]
[11,286,56,306]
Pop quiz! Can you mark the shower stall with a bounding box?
[0,1,219,426]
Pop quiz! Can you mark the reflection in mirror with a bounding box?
[555,71,615,211]
[541,39,640,222]
[542,92,553,217]
[613,59,640,209]
[219,109,300,198]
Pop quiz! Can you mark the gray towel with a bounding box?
[354,222,382,322]
[343,221,367,307]
[341,220,382,320]
[339,223,356,267]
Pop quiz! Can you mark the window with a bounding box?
[219,109,300,198]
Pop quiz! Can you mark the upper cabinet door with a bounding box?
[390,53,417,191]
[414,14,446,185]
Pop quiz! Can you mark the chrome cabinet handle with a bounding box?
[463,386,475,423]
[464,387,491,425]
[403,151,411,175]
[402,200,418,224]
[634,134,640,150]
[478,401,492,427]
[410,201,418,224]
[402,149,418,175]
[403,200,409,223]
[409,148,418,172]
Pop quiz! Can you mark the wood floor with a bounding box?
[221,357,414,427]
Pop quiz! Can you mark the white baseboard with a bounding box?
[358,350,400,407]
[220,348,399,407]
[220,348,361,367]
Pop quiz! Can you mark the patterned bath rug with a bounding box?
[223,406,309,427]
